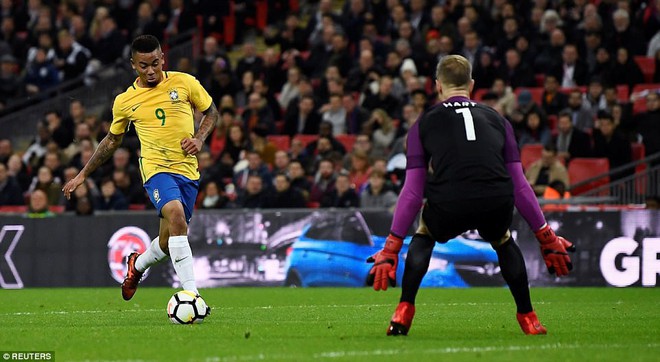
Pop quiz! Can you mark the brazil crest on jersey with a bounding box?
[110,71,213,183]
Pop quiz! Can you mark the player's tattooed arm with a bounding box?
[81,132,124,178]
[195,103,219,142]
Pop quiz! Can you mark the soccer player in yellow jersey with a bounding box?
[63,35,219,303]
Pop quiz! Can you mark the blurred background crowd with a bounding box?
[0,0,659,217]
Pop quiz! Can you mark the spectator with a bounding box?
[92,16,126,65]
[525,143,570,197]
[265,173,306,209]
[309,158,336,204]
[6,154,30,193]
[498,48,536,88]
[320,172,359,208]
[490,78,516,117]
[241,92,275,134]
[321,93,347,135]
[609,47,645,89]
[592,111,632,181]
[54,29,91,83]
[131,1,164,42]
[360,169,398,209]
[235,42,264,81]
[634,92,660,165]
[64,179,95,216]
[472,47,497,90]
[518,110,552,147]
[94,178,129,211]
[362,75,402,120]
[534,28,566,73]
[199,181,229,209]
[24,47,60,97]
[278,66,302,111]
[271,150,290,178]
[509,90,546,139]
[26,189,54,218]
[552,43,589,88]
[249,125,278,167]
[233,151,271,191]
[343,93,369,135]
[304,122,346,160]
[363,108,396,159]
[541,74,568,116]
[284,94,321,137]
[0,54,21,103]
[43,110,73,150]
[0,138,12,164]
[208,107,235,160]
[348,150,371,191]
[42,150,64,182]
[235,174,268,208]
[62,122,97,165]
[27,166,61,206]
[346,49,383,93]
[0,162,24,206]
[583,77,607,117]
[562,89,595,132]
[288,160,311,200]
[555,110,592,162]
[113,169,146,205]
[220,124,250,166]
[605,8,646,56]
[235,70,254,109]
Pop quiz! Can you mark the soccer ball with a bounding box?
[166,291,210,324]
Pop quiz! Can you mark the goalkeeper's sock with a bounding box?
[135,237,168,273]
[496,237,533,314]
[400,233,435,305]
[169,235,198,294]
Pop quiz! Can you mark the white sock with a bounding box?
[169,235,198,294]
[135,237,168,272]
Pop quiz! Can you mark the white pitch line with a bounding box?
[205,343,660,362]
[0,302,514,316]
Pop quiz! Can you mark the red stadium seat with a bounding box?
[335,134,357,153]
[631,143,647,195]
[267,135,291,151]
[568,158,610,196]
[634,56,655,83]
[293,134,318,148]
[631,83,660,114]
[616,85,629,102]
[520,144,543,170]
[472,88,488,101]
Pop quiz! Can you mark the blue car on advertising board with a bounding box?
[283,212,503,287]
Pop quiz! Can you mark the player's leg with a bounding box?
[479,197,546,335]
[161,199,198,294]
[134,219,170,272]
[122,175,177,300]
[389,205,456,336]
[161,174,200,294]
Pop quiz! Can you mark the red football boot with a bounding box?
[516,311,547,335]
[387,302,416,336]
[121,252,143,301]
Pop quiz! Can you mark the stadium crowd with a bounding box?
[0,0,660,216]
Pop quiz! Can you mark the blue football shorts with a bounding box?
[144,172,199,223]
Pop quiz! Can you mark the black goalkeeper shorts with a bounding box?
[421,195,514,243]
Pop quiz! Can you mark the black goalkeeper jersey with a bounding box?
[414,96,518,202]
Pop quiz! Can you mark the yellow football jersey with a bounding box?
[111,71,213,183]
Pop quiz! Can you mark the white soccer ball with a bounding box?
[166,291,210,324]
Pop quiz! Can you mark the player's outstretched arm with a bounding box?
[62,131,124,199]
[506,161,575,277]
[181,103,219,155]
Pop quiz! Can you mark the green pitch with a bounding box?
[0,287,658,361]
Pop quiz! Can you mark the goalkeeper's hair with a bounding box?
[131,35,161,56]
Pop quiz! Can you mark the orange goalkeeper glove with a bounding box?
[367,233,403,291]
[534,224,575,277]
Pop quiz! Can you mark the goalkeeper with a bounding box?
[368,55,574,336]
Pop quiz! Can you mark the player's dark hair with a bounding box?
[436,55,472,89]
[131,35,161,56]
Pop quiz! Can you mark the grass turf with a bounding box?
[0,287,658,361]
